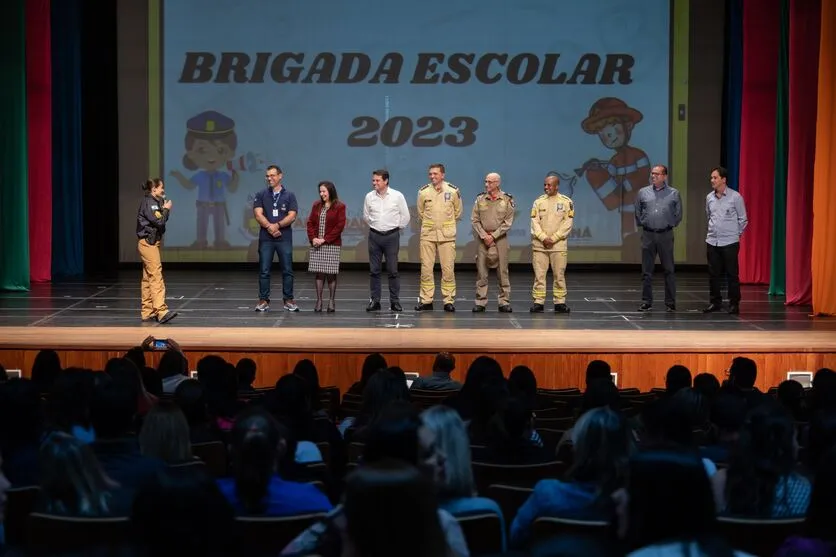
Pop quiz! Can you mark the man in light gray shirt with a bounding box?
[703,166,748,315]
[634,164,683,312]
[363,169,411,312]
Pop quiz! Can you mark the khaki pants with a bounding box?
[532,250,568,304]
[419,240,456,304]
[138,238,169,319]
[475,236,510,306]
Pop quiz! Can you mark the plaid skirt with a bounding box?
[308,244,341,274]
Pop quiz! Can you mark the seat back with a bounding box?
[235,512,327,555]
[191,441,228,477]
[717,516,805,557]
[5,486,40,546]
[472,461,566,494]
[531,516,609,544]
[27,513,132,553]
[484,484,534,528]
[455,512,505,555]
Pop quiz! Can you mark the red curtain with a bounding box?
[738,0,781,284]
[25,0,52,282]
[785,0,820,305]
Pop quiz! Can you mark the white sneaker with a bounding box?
[284,300,299,312]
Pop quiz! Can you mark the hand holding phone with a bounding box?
[152,339,170,350]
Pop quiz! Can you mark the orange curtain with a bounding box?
[811,0,836,315]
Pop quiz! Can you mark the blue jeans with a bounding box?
[258,238,294,302]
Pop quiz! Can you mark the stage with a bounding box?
[1,270,834,393]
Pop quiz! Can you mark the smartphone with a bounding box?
[152,339,169,350]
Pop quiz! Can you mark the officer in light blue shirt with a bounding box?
[703,166,748,315]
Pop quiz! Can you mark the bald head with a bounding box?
[484,172,501,195]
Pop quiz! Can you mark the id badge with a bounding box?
[272,209,279,217]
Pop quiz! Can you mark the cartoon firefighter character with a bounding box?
[579,98,651,241]
[169,110,240,249]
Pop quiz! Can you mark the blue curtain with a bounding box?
[51,0,84,277]
[723,0,744,191]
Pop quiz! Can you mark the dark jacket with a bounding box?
[136,193,170,243]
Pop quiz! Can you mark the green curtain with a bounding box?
[0,0,30,291]
[770,0,790,296]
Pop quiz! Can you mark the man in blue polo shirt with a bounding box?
[253,165,299,312]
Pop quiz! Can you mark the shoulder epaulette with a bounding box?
[419,184,431,191]
[446,183,459,190]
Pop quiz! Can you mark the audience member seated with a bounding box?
[132,466,236,557]
[510,406,633,548]
[236,357,257,392]
[664,365,692,396]
[266,374,325,464]
[0,363,6,383]
[216,408,332,516]
[471,396,552,465]
[293,358,330,419]
[420,405,505,544]
[712,402,811,517]
[776,445,836,557]
[446,356,507,437]
[346,352,388,396]
[777,379,808,423]
[0,454,9,521]
[638,394,717,478]
[801,407,836,476]
[330,460,464,557]
[158,349,189,394]
[89,378,166,490]
[340,369,410,441]
[36,431,133,516]
[700,392,746,464]
[31,348,62,395]
[411,352,462,391]
[281,401,469,557]
[0,378,45,486]
[615,450,745,557]
[196,355,247,433]
[139,401,206,478]
[173,379,223,444]
[508,365,538,409]
[807,368,836,413]
[720,356,765,411]
[46,368,97,444]
[585,359,612,389]
[104,357,157,417]
[693,372,721,403]
[556,378,621,454]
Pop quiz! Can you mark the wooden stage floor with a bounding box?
[1,270,834,392]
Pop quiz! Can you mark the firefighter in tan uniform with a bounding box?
[530,173,574,313]
[471,172,515,312]
[416,163,463,312]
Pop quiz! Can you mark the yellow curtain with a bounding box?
[812,0,836,315]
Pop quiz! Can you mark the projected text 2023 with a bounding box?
[178,52,636,85]
[347,116,478,148]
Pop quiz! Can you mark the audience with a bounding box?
[411,352,461,391]
[216,408,332,516]
[616,450,742,557]
[1,349,833,557]
[510,407,633,547]
[712,402,811,517]
[37,431,133,516]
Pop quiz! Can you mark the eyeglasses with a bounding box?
[650,172,663,176]
[484,180,498,183]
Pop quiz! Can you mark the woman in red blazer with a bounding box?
[306,181,346,312]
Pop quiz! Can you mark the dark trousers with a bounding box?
[368,229,401,303]
[258,238,294,302]
[641,229,676,305]
[707,242,741,305]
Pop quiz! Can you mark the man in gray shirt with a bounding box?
[634,165,683,312]
[703,166,748,315]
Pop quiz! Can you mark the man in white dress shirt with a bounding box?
[363,169,411,312]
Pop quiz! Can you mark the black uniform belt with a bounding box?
[370,228,399,236]
[644,226,672,233]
